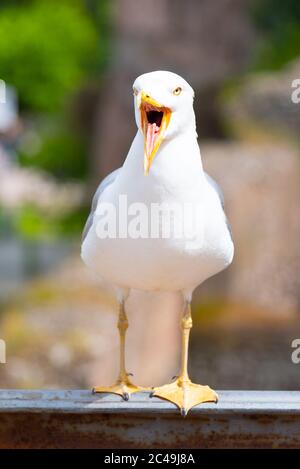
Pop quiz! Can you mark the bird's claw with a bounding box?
[181,408,188,417]
[92,380,142,399]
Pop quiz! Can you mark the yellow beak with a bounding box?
[139,91,171,175]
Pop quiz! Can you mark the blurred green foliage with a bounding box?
[252,0,300,70]
[19,126,88,180]
[0,0,112,238]
[0,0,112,186]
[0,0,111,179]
[0,0,98,112]
[13,205,88,240]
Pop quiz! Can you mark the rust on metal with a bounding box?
[0,390,299,448]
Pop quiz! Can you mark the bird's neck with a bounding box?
[134,127,203,171]
[120,130,205,200]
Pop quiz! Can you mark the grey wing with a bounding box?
[204,171,233,241]
[82,168,121,242]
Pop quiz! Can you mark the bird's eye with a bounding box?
[173,87,182,96]
[133,87,139,96]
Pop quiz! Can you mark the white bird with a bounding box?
[81,70,234,415]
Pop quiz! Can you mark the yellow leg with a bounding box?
[152,302,218,416]
[93,300,143,400]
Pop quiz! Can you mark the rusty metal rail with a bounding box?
[0,389,299,448]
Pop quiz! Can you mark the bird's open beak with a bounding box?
[139,91,171,175]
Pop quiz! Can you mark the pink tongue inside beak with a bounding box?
[146,123,160,157]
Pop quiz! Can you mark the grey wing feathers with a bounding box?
[204,171,233,241]
[82,168,121,242]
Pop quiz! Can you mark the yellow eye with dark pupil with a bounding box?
[173,87,182,96]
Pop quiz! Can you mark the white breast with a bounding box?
[81,131,234,292]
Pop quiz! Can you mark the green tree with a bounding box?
[0,0,98,112]
[252,0,300,70]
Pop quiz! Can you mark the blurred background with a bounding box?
[0,0,300,391]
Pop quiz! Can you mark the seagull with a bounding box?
[81,70,234,415]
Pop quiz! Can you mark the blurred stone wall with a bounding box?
[226,58,300,139]
[198,141,300,317]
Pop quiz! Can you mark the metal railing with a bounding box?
[0,389,299,448]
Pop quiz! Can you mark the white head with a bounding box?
[132,71,195,175]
